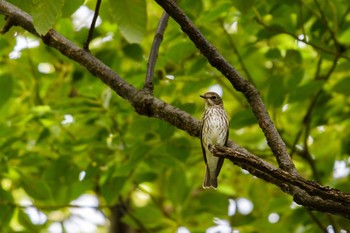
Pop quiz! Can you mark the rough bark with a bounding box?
[212,142,350,219]
[153,0,298,176]
[1,0,350,219]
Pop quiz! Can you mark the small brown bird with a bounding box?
[200,92,229,189]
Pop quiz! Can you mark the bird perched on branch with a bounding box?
[200,92,229,189]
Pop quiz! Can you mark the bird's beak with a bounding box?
[200,95,205,99]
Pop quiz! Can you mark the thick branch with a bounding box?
[153,0,297,175]
[1,0,350,219]
[0,0,199,137]
[0,0,38,35]
[211,143,350,219]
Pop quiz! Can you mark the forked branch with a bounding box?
[153,0,298,175]
[1,0,350,219]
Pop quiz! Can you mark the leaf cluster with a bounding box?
[1,0,350,232]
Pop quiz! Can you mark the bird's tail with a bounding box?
[202,168,218,189]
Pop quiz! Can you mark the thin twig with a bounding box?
[307,210,327,232]
[312,0,343,52]
[1,201,110,210]
[339,5,350,27]
[0,15,14,33]
[143,9,172,93]
[220,20,255,86]
[298,0,306,38]
[291,56,338,176]
[136,184,175,220]
[254,16,349,60]
[118,197,152,233]
[84,0,102,51]
[290,57,322,158]
[302,90,322,182]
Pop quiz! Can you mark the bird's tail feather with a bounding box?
[202,169,218,189]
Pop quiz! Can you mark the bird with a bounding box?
[200,92,229,189]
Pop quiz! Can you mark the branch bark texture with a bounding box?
[153,0,298,175]
[212,143,350,219]
[143,9,171,93]
[1,0,350,219]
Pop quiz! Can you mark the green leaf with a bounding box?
[99,165,128,204]
[166,137,191,162]
[100,175,127,205]
[31,0,64,35]
[231,109,256,129]
[286,68,304,88]
[232,0,256,14]
[36,128,50,144]
[256,27,281,40]
[332,76,350,95]
[339,28,350,44]
[157,120,175,139]
[123,205,164,228]
[181,0,203,19]
[108,0,147,43]
[18,209,41,231]
[167,41,197,63]
[198,191,228,216]
[0,74,13,108]
[289,80,324,103]
[267,75,285,108]
[134,172,158,183]
[7,0,32,12]
[61,0,84,18]
[270,4,297,32]
[284,49,302,68]
[165,168,188,205]
[42,157,84,203]
[179,102,198,115]
[0,188,14,226]
[201,1,232,22]
[122,43,144,62]
[265,48,282,60]
[22,176,52,200]
[31,105,52,116]
[188,57,207,75]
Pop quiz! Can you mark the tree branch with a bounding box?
[83,0,102,51]
[1,0,350,219]
[143,8,172,93]
[211,143,350,219]
[0,0,199,135]
[312,0,345,53]
[153,0,298,175]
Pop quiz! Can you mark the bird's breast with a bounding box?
[202,108,228,146]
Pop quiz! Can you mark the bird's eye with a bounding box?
[211,96,217,100]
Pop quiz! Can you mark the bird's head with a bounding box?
[200,92,223,107]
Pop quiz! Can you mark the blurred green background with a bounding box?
[1,0,350,232]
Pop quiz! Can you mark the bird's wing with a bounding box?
[216,125,229,177]
[215,156,224,177]
[225,127,229,146]
[200,120,208,165]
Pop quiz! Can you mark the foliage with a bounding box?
[1,0,350,232]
